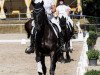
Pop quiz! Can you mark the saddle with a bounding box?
[52,23,59,35]
[31,18,62,39]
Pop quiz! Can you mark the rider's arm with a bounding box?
[51,5,56,13]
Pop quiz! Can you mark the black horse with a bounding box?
[25,1,62,75]
[59,16,74,62]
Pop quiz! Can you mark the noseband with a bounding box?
[33,7,44,14]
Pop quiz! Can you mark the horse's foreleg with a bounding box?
[50,52,57,75]
[41,56,47,75]
[36,52,43,75]
[69,39,73,52]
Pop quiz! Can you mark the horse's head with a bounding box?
[59,16,66,27]
[32,1,46,29]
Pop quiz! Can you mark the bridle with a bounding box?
[33,7,45,30]
[33,7,44,14]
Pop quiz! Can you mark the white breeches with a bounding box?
[51,17,61,32]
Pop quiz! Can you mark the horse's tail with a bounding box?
[24,20,32,38]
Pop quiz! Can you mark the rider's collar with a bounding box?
[59,4,64,5]
[34,0,42,3]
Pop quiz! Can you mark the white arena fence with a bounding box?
[76,32,89,75]
[0,13,87,20]
[0,13,33,20]
[0,12,100,22]
[0,39,30,44]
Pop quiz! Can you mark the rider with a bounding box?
[25,0,64,54]
[56,0,73,27]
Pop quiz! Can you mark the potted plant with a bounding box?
[88,25,96,32]
[87,31,97,49]
[85,70,100,75]
[87,49,100,66]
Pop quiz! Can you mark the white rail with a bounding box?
[0,39,30,44]
[76,32,89,75]
[0,24,24,26]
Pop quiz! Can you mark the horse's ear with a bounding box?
[62,16,64,19]
[41,1,44,5]
[31,1,35,6]
[59,18,61,20]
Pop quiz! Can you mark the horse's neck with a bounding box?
[44,22,56,39]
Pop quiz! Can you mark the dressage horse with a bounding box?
[25,1,62,75]
[59,16,74,62]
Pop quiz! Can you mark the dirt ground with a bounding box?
[0,41,83,75]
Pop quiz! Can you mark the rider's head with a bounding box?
[59,0,64,5]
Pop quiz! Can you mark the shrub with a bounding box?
[85,70,100,75]
[88,25,96,32]
[86,49,100,59]
[87,31,97,47]
[87,38,96,47]
[88,31,97,40]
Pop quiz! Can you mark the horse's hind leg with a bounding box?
[66,51,71,62]
[50,52,57,75]
[67,41,72,53]
[65,42,71,62]
[69,39,73,52]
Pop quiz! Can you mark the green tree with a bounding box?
[82,0,100,17]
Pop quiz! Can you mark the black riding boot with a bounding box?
[58,32,64,49]
[25,34,35,54]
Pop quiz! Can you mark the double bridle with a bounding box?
[33,7,45,30]
[33,7,44,14]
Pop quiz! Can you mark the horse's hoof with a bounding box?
[65,59,71,63]
[61,60,66,63]
[69,50,72,53]
[69,49,73,53]
[25,47,34,54]
[58,58,65,63]
[70,48,73,51]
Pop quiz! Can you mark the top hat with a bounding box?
[58,0,64,2]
